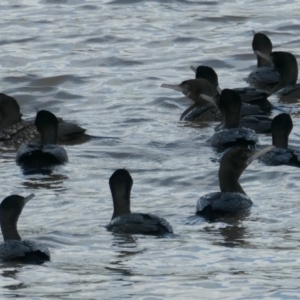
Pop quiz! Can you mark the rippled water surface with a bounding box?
[1,0,300,299]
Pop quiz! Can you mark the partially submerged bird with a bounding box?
[0,194,50,263]
[16,110,68,173]
[203,89,258,151]
[246,32,280,91]
[196,146,275,220]
[255,51,300,99]
[0,93,90,148]
[161,78,217,103]
[106,169,173,236]
[191,64,272,112]
[200,88,272,134]
[161,78,222,121]
[260,113,300,167]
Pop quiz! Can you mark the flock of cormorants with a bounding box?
[0,32,299,264]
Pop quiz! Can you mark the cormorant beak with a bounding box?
[161,83,186,93]
[246,145,276,165]
[255,51,273,65]
[190,65,196,73]
[24,193,35,205]
[199,94,219,108]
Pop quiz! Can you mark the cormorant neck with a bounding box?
[271,113,292,148]
[252,33,272,67]
[179,79,215,104]
[40,126,58,145]
[0,216,21,241]
[224,108,240,129]
[219,153,247,194]
[0,93,22,130]
[219,90,241,129]
[219,164,246,194]
[218,147,275,195]
[271,52,298,94]
[272,132,289,148]
[111,187,131,220]
[257,55,272,68]
[35,110,59,145]
[219,167,246,195]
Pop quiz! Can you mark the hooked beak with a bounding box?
[161,83,185,93]
[255,51,273,65]
[190,65,196,73]
[246,145,275,165]
[24,193,35,205]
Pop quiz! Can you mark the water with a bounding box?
[0,0,300,299]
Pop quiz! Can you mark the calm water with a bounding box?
[1,0,300,299]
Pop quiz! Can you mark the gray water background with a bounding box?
[1,0,300,299]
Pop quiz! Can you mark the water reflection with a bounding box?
[217,225,247,248]
[21,173,68,190]
[0,0,299,298]
[0,267,27,291]
[206,214,249,248]
[186,214,247,248]
[111,234,145,257]
[105,235,145,277]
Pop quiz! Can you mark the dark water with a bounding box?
[1,0,300,299]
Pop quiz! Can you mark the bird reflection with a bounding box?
[111,234,146,257]
[21,173,68,190]
[202,223,247,248]
[0,267,28,291]
[187,214,248,248]
[205,213,249,248]
[217,225,247,248]
[105,235,145,277]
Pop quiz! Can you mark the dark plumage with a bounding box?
[0,194,50,263]
[161,79,222,122]
[191,65,272,112]
[0,93,90,148]
[255,51,300,99]
[16,110,68,173]
[196,146,275,220]
[204,89,258,151]
[106,169,173,236]
[208,91,273,133]
[260,113,300,167]
[246,32,280,91]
